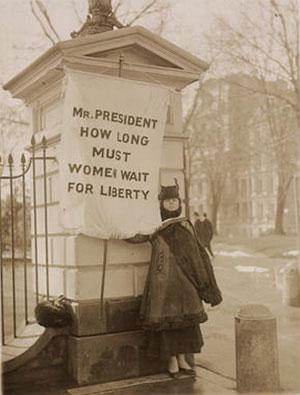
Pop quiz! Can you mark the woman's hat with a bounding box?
[158,179,180,200]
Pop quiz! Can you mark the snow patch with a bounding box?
[216,250,253,257]
[282,250,299,257]
[235,265,269,273]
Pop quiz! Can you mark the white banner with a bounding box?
[59,70,169,239]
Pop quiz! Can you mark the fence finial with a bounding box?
[21,154,26,170]
[8,154,14,166]
[42,136,47,147]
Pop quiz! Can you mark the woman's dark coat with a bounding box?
[139,218,222,331]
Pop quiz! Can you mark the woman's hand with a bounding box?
[125,234,151,244]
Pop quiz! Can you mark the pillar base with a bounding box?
[70,296,142,336]
[68,330,166,385]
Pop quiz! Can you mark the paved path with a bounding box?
[2,366,236,395]
[3,242,300,395]
[197,245,300,394]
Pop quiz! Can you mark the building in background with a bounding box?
[189,74,297,237]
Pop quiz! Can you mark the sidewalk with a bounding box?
[2,366,236,395]
[3,241,300,395]
[66,367,236,395]
[197,243,300,394]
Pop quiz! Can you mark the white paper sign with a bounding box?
[59,70,169,239]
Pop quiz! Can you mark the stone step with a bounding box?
[67,372,194,395]
[1,323,44,363]
[67,367,237,395]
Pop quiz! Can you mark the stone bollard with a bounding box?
[282,262,300,307]
[235,304,280,393]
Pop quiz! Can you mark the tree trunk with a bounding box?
[211,197,220,235]
[274,175,293,235]
[274,196,285,234]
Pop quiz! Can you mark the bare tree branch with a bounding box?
[0,117,29,126]
[207,0,299,132]
[117,0,169,31]
[220,75,297,112]
[183,78,205,135]
[216,15,293,79]
[71,0,84,25]
[112,0,122,15]
[35,0,61,41]
[30,0,56,45]
[271,0,298,92]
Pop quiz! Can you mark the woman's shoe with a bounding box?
[167,370,180,379]
[179,367,195,376]
[167,355,179,379]
[177,354,195,376]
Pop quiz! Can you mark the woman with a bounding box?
[130,181,222,378]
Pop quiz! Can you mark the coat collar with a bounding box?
[158,216,188,232]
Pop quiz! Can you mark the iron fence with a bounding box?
[0,135,55,345]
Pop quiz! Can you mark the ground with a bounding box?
[214,233,298,258]
[197,234,300,393]
[2,234,300,394]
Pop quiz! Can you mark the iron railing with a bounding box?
[0,136,55,345]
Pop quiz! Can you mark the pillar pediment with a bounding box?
[4,26,208,101]
[84,44,180,68]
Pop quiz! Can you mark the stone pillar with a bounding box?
[235,304,280,393]
[3,25,208,385]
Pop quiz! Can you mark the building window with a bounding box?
[249,202,253,220]
[198,182,203,195]
[267,177,274,194]
[191,182,203,196]
[241,179,247,198]
[256,155,262,170]
[256,178,262,194]
[296,177,300,205]
[242,202,248,221]
[235,179,239,196]
[268,203,275,218]
[249,179,252,194]
[257,203,264,220]
[235,203,240,219]
[195,204,203,215]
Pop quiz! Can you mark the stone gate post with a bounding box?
[4,26,208,384]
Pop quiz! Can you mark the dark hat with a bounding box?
[158,179,180,200]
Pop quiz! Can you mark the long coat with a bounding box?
[139,218,222,331]
[195,218,213,246]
